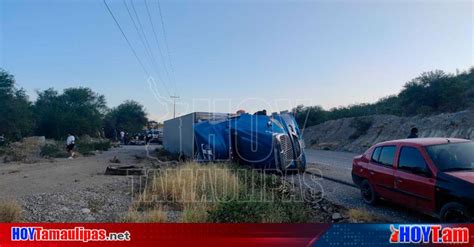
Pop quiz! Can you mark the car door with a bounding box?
[368,145,397,200]
[394,146,436,212]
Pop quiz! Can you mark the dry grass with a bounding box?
[348,208,382,222]
[129,162,313,223]
[181,203,209,223]
[123,207,167,223]
[131,162,241,223]
[139,162,240,206]
[4,136,46,163]
[0,201,21,222]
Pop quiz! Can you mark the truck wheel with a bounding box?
[360,180,378,205]
[281,164,305,175]
[298,165,306,173]
[440,202,471,223]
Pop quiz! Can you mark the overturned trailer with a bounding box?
[163,112,306,172]
[163,112,230,157]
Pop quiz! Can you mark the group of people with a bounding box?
[61,126,419,160]
[65,130,123,160]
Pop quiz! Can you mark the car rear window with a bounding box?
[371,147,382,162]
[372,146,396,167]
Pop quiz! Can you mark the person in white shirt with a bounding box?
[120,131,125,144]
[66,133,76,159]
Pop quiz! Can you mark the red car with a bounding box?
[352,138,474,222]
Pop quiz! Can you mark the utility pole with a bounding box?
[170,95,179,118]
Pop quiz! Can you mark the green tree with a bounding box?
[464,68,474,108]
[292,105,328,128]
[398,70,472,115]
[293,67,474,128]
[33,89,62,138]
[0,69,33,140]
[34,87,107,139]
[103,100,148,139]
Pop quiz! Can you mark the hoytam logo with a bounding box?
[11,227,131,242]
[390,225,469,244]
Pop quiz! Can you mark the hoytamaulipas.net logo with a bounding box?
[390,224,469,244]
[11,226,131,242]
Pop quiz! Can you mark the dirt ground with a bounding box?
[0,144,386,223]
[0,145,157,222]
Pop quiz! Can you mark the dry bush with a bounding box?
[123,208,167,223]
[141,162,240,207]
[2,137,64,163]
[155,148,180,161]
[0,201,21,222]
[348,208,382,222]
[131,162,314,223]
[76,139,111,156]
[181,203,209,223]
[40,142,69,158]
[132,162,241,223]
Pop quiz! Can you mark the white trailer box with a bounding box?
[163,112,229,157]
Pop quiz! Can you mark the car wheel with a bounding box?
[440,202,471,223]
[360,180,377,205]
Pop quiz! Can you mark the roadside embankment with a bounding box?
[303,110,474,153]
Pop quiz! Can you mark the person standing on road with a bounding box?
[120,130,125,144]
[407,127,419,139]
[66,133,76,159]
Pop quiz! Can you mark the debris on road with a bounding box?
[109,156,121,163]
[104,165,143,176]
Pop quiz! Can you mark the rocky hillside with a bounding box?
[303,110,474,154]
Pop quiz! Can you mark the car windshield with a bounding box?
[426,142,474,172]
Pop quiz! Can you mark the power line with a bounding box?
[103,0,175,101]
[129,0,158,67]
[103,0,151,77]
[122,1,162,81]
[144,0,175,95]
[156,0,178,94]
[130,0,171,96]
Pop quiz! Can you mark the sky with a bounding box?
[1,0,473,121]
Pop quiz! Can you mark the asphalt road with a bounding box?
[304,149,357,171]
[300,149,435,222]
[304,149,356,186]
